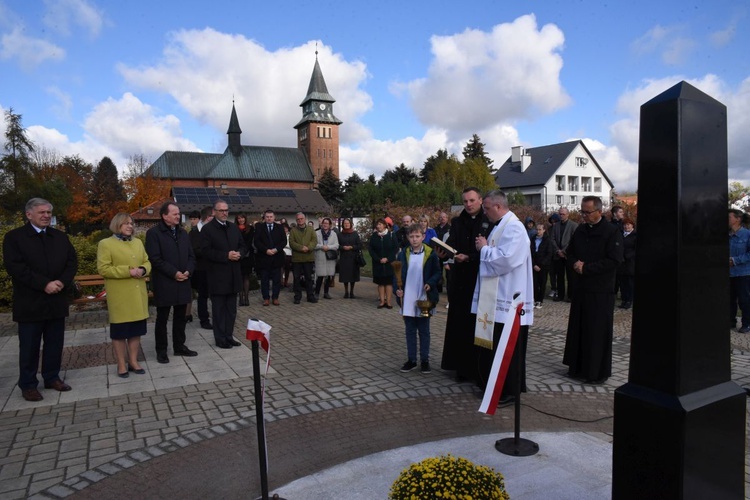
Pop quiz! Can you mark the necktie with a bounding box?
[268,224,273,243]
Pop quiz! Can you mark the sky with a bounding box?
[1,0,749,193]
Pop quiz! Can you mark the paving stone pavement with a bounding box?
[0,283,746,498]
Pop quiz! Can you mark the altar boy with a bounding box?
[394,224,442,374]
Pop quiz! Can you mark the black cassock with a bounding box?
[563,218,624,381]
[440,209,490,380]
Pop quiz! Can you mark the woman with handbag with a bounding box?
[314,217,339,299]
[337,218,362,298]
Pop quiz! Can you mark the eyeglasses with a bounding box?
[215,209,229,213]
[580,210,600,215]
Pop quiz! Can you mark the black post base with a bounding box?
[255,495,287,500]
[495,437,539,457]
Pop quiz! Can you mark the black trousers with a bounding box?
[259,266,282,300]
[552,258,572,299]
[18,318,65,389]
[192,270,210,323]
[155,304,187,353]
[211,293,238,343]
[293,261,315,299]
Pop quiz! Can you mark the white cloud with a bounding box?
[605,74,750,192]
[83,92,200,161]
[46,86,73,120]
[631,24,695,66]
[42,0,104,38]
[0,27,65,69]
[117,29,371,148]
[399,14,570,136]
[710,16,740,47]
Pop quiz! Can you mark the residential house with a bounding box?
[494,140,615,212]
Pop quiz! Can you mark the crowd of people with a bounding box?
[4,194,640,403]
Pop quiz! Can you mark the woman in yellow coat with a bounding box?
[97,213,151,378]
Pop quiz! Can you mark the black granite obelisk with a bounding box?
[612,81,746,498]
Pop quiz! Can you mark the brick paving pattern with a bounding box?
[0,283,745,498]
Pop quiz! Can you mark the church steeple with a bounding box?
[227,102,242,157]
[295,53,342,181]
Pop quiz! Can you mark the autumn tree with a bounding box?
[429,156,496,194]
[122,154,171,213]
[462,133,495,172]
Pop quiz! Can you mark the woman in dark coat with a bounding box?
[234,214,255,306]
[337,218,361,298]
[530,223,554,308]
[617,218,637,309]
[368,218,398,308]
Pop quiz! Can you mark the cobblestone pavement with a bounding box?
[0,283,747,498]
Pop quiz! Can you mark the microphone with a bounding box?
[480,221,490,237]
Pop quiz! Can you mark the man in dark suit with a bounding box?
[550,207,578,302]
[3,198,78,402]
[253,209,286,306]
[200,199,246,348]
[189,206,213,329]
[146,202,197,363]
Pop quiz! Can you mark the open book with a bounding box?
[431,237,457,258]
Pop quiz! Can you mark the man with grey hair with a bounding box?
[563,195,623,384]
[550,206,577,301]
[3,198,78,401]
[472,190,534,402]
[289,212,318,304]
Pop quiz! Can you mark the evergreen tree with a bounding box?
[462,134,495,172]
[420,148,450,182]
[343,173,365,193]
[0,108,36,213]
[317,167,343,210]
[379,163,418,186]
[90,156,127,227]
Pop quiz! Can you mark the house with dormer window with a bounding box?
[493,140,615,212]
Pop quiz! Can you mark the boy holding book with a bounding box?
[395,224,442,373]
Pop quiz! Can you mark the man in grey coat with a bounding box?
[550,207,578,302]
[146,202,197,363]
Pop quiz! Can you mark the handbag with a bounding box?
[325,249,338,260]
[356,250,367,268]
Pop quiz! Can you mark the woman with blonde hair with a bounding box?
[97,213,151,378]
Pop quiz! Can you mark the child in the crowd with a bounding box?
[394,224,442,373]
[531,223,554,309]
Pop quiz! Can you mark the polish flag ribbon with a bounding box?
[247,319,272,379]
[478,294,523,415]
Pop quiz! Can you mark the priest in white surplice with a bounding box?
[471,190,534,402]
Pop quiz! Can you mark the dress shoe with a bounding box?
[22,388,43,401]
[118,371,129,378]
[349,293,355,299]
[585,377,608,385]
[263,299,270,306]
[128,364,146,374]
[385,304,393,309]
[272,298,280,306]
[227,338,241,347]
[174,346,198,357]
[44,379,72,392]
[185,315,193,323]
[344,292,350,298]
[156,352,170,364]
[499,395,515,404]
[200,321,213,330]
[216,341,232,349]
[294,297,301,304]
[307,296,318,303]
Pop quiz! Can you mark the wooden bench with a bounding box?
[72,274,152,305]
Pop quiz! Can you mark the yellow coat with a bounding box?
[97,236,151,324]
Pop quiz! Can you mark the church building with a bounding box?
[141,55,341,219]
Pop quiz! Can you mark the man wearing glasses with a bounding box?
[562,196,623,385]
[289,212,318,304]
[200,199,247,348]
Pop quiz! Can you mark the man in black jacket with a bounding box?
[189,206,213,329]
[3,198,78,402]
[253,209,286,306]
[146,202,197,363]
[200,199,246,348]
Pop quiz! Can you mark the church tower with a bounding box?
[294,54,342,182]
